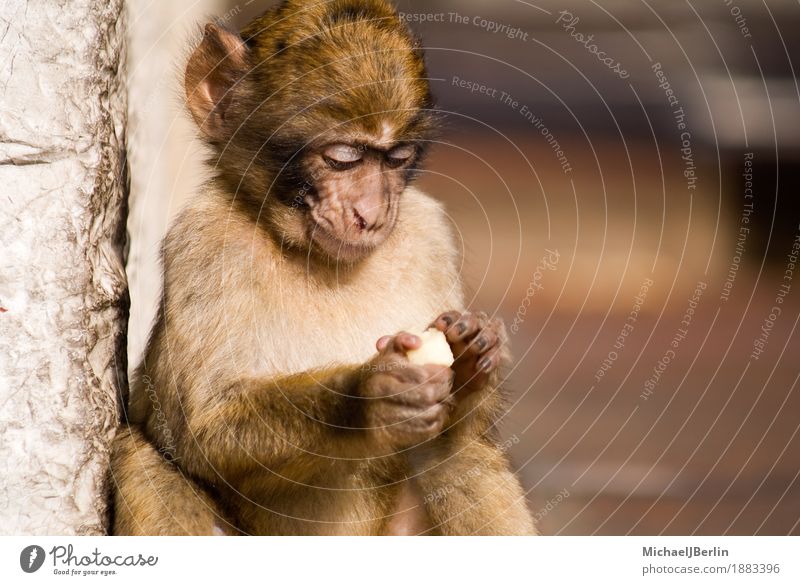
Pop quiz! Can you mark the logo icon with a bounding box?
[20,545,45,573]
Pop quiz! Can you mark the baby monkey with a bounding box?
[111,0,535,535]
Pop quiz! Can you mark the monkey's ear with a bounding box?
[185,23,249,138]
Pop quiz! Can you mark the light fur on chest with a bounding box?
[250,267,445,376]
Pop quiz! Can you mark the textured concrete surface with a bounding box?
[0,0,128,535]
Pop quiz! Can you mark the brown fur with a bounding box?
[111,0,534,536]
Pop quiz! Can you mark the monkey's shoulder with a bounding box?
[162,196,278,274]
[397,187,450,232]
[391,187,460,263]
[387,187,463,283]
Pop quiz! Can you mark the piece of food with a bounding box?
[406,328,454,367]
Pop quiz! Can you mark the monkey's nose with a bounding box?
[353,209,368,231]
[352,203,383,232]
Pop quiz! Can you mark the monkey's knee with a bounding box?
[110,426,233,535]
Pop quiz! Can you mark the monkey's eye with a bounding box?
[323,144,363,170]
[385,145,416,168]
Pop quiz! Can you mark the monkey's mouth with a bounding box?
[310,223,381,262]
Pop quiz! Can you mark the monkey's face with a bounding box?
[185,1,435,262]
[299,140,417,261]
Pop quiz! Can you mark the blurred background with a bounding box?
[126,0,800,534]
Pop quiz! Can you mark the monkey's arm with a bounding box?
[178,366,368,482]
[425,310,512,441]
[413,311,535,535]
[171,340,454,491]
[413,437,536,536]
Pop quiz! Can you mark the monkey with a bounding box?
[111,0,535,536]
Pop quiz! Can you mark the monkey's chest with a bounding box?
[252,278,443,375]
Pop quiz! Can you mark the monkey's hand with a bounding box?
[360,332,455,451]
[431,311,511,397]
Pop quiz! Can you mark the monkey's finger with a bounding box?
[431,311,462,332]
[420,364,454,386]
[382,366,451,404]
[425,379,454,405]
[387,383,447,407]
[445,313,480,344]
[405,403,448,434]
[417,366,454,398]
[476,348,503,374]
[487,317,509,345]
[377,332,421,353]
[465,326,500,357]
[390,364,431,386]
[393,332,422,353]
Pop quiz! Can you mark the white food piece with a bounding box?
[406,328,455,367]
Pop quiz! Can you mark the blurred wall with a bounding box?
[126,0,234,375]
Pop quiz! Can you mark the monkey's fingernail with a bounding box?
[475,337,487,351]
[479,357,492,371]
[441,315,453,325]
[456,322,467,335]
